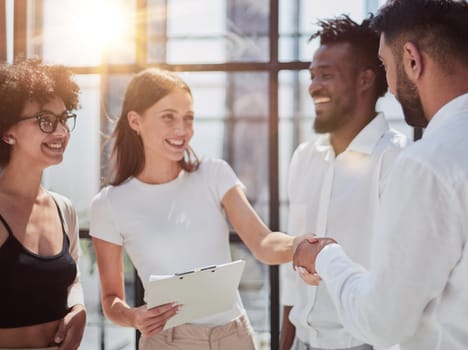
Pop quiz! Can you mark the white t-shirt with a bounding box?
[317,93,468,350]
[281,114,408,348]
[89,158,246,326]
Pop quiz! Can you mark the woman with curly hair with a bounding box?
[0,59,86,350]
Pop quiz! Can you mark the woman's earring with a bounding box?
[2,135,15,145]
[136,130,140,137]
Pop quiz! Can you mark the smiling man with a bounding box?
[280,15,408,350]
[292,1,468,349]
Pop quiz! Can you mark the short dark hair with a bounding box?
[110,68,199,186]
[309,15,387,98]
[371,0,468,70]
[0,58,79,166]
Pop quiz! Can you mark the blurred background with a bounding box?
[0,1,411,349]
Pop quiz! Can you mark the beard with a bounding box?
[313,98,354,134]
[314,113,347,133]
[395,63,427,128]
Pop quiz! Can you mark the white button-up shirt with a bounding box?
[317,93,468,350]
[281,113,408,348]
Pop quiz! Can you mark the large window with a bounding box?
[2,1,410,349]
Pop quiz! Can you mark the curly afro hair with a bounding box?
[0,58,80,166]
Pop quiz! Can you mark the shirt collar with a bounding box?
[315,113,389,155]
[424,93,468,138]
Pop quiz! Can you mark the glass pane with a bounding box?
[100,74,133,181]
[177,71,270,223]
[147,0,270,64]
[43,75,101,229]
[278,70,314,231]
[279,0,367,62]
[27,0,136,66]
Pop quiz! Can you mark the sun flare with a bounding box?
[72,0,130,57]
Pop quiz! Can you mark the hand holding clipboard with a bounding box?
[147,260,246,330]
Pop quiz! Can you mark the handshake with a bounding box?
[292,235,337,285]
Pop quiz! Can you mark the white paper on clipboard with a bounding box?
[146,259,246,330]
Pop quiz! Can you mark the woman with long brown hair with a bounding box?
[90,68,306,350]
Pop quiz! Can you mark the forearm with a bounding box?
[255,232,295,264]
[102,295,137,328]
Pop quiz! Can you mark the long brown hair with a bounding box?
[110,68,200,186]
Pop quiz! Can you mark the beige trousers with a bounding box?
[139,314,256,350]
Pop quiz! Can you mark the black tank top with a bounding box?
[0,200,77,328]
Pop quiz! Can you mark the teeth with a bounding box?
[167,139,184,146]
[47,143,62,149]
[314,97,331,104]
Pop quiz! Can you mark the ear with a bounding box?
[127,111,141,133]
[402,42,423,81]
[358,69,376,92]
[2,134,15,145]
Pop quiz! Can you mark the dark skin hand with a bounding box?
[292,237,337,284]
[280,305,295,350]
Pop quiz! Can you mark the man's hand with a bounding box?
[297,266,322,286]
[280,305,295,350]
[292,234,317,255]
[293,237,337,276]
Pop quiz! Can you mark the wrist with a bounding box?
[69,304,86,313]
[319,238,337,252]
[128,306,141,329]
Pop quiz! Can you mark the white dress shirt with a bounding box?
[281,113,408,348]
[317,93,468,350]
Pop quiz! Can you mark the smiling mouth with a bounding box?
[313,96,332,105]
[166,139,185,148]
[44,141,64,151]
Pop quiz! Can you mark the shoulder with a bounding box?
[377,129,410,166]
[48,191,77,238]
[292,141,315,159]
[382,128,410,150]
[198,158,230,170]
[196,158,243,196]
[91,183,130,205]
[89,186,121,216]
[91,185,112,201]
[49,191,75,216]
[290,141,316,169]
[397,135,456,183]
[197,158,235,176]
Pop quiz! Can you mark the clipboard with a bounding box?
[147,259,246,330]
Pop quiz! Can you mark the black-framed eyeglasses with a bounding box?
[17,110,77,134]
